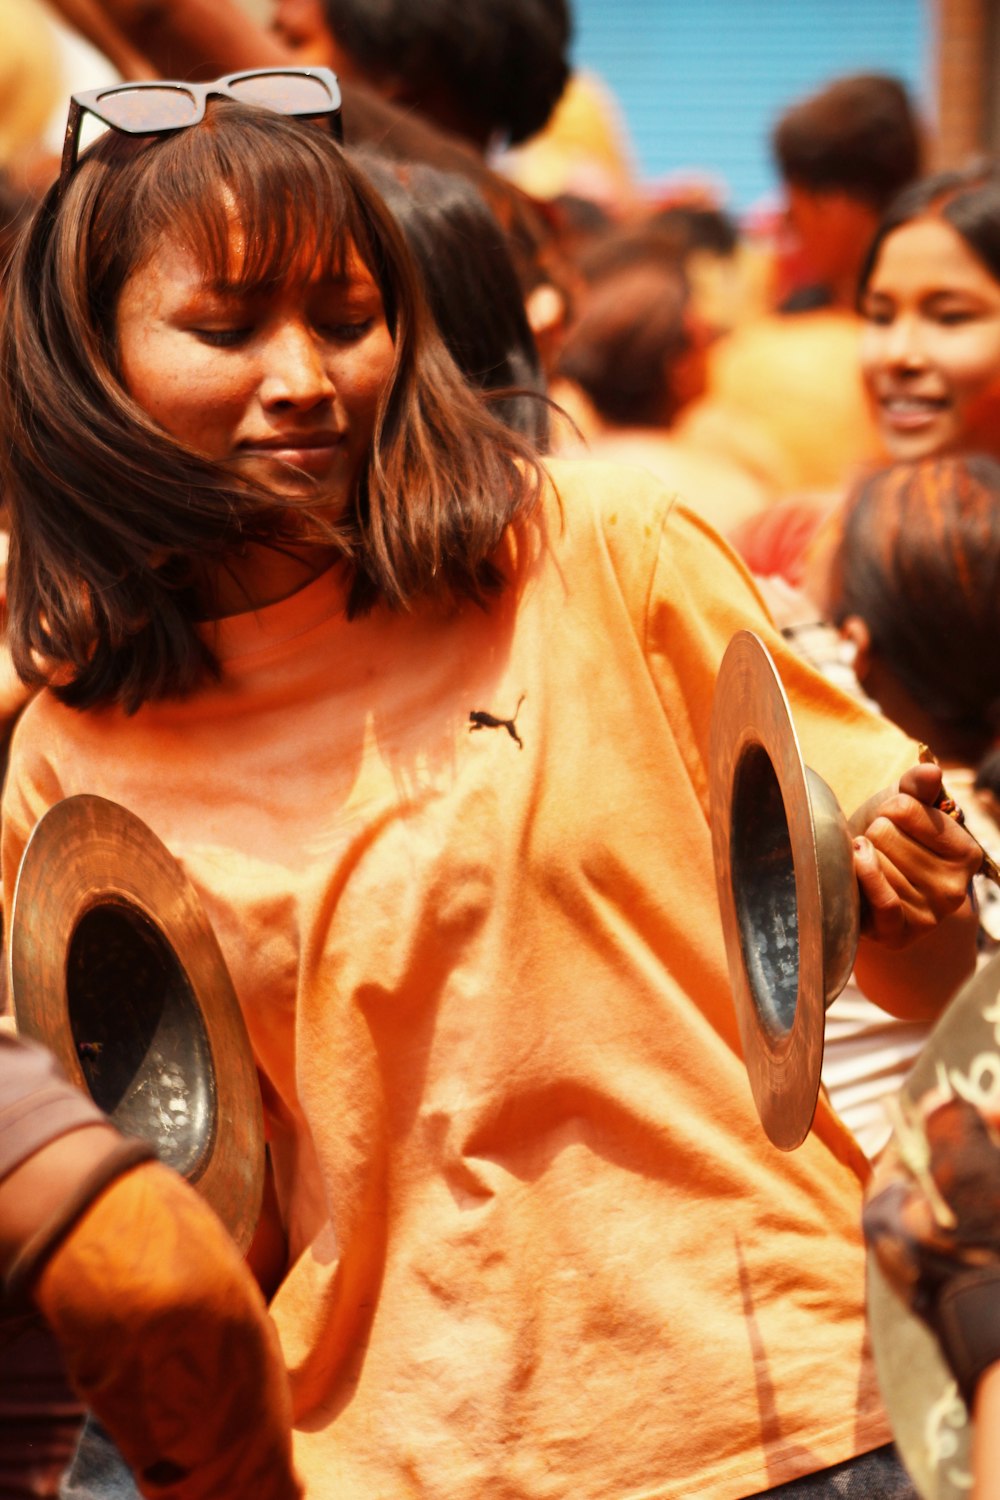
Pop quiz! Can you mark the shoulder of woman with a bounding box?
[542,455,680,536]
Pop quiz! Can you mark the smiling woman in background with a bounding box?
[858,164,1000,464]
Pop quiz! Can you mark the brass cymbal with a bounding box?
[710,631,859,1149]
[867,953,1000,1500]
[8,795,263,1254]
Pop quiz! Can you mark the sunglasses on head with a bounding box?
[59,66,343,196]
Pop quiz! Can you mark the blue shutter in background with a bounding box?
[569,0,928,210]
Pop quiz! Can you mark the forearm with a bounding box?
[44,0,150,77]
[35,1161,301,1500]
[59,0,292,79]
[853,895,979,1021]
[0,1121,143,1280]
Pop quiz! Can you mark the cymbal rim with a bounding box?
[8,795,264,1253]
[710,631,826,1150]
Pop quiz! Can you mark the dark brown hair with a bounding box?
[323,0,570,146]
[556,244,692,428]
[828,455,1000,757]
[773,72,922,211]
[858,162,1000,304]
[352,151,548,445]
[0,104,543,713]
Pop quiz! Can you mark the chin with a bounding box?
[880,425,952,464]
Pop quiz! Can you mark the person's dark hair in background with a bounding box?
[858,160,1000,302]
[827,454,1000,795]
[556,256,696,428]
[647,203,739,259]
[556,229,705,428]
[773,72,923,311]
[354,152,549,446]
[775,72,922,212]
[320,0,572,149]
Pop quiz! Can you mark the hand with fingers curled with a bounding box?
[863,1087,1000,1408]
[849,763,985,951]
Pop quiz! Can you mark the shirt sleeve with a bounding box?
[1,694,67,934]
[0,1033,108,1183]
[640,499,917,821]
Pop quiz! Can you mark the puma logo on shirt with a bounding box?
[468,694,525,750]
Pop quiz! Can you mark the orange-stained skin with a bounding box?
[35,1161,302,1500]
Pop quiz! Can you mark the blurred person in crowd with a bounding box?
[733,162,1000,600]
[807,455,1000,1156]
[864,1083,1000,1500]
[48,0,571,156]
[499,67,637,215]
[286,0,571,152]
[267,0,330,63]
[774,72,923,313]
[552,233,771,532]
[680,286,881,498]
[675,287,884,495]
[39,0,145,90]
[647,198,771,337]
[858,163,1000,466]
[827,455,1000,912]
[674,73,922,497]
[0,0,63,186]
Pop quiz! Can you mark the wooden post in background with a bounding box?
[932,0,990,169]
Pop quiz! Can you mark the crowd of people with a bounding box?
[2,3,1000,1499]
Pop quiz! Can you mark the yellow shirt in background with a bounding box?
[679,310,885,495]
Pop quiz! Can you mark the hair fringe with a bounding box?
[0,106,544,713]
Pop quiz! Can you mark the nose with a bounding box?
[879,312,927,373]
[259,321,335,410]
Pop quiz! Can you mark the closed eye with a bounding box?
[322,317,375,342]
[930,306,979,326]
[192,327,252,348]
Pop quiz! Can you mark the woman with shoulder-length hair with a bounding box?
[858,162,1000,465]
[0,70,984,1500]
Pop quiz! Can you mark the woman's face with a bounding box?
[860,214,1000,461]
[116,223,395,515]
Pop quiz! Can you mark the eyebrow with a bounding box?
[205,268,378,300]
[923,288,984,301]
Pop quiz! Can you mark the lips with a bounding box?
[241,431,343,452]
[238,432,345,476]
[875,392,949,432]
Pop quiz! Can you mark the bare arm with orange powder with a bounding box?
[43,0,294,79]
[0,1035,301,1500]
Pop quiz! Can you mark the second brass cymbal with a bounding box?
[710,631,859,1149]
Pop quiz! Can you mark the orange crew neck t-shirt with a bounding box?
[3,460,915,1499]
